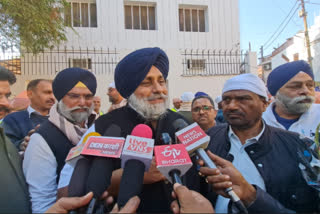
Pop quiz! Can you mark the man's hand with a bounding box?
[143,157,166,184]
[19,124,40,151]
[170,183,214,214]
[111,196,140,213]
[45,192,93,213]
[199,151,256,206]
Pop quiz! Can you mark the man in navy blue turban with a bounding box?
[23,67,97,213]
[263,60,320,141]
[57,48,201,213]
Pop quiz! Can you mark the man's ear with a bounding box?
[27,90,33,99]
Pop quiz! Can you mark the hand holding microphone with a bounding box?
[175,122,248,213]
[199,151,257,208]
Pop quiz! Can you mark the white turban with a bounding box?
[222,73,268,101]
[215,95,222,104]
[181,92,194,102]
[109,82,115,89]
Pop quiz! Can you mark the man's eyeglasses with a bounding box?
[66,93,94,101]
[192,105,214,113]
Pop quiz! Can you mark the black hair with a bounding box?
[27,79,52,91]
[0,66,16,85]
[192,95,215,109]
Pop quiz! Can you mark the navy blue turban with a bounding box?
[114,47,169,98]
[267,60,314,96]
[52,67,97,101]
[195,91,209,97]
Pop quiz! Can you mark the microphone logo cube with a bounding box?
[175,122,210,155]
[121,135,155,170]
[154,144,193,183]
[81,136,125,158]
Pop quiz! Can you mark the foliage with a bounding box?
[0,0,70,54]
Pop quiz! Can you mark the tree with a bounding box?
[0,0,70,54]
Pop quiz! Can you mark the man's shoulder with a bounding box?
[207,124,228,136]
[3,110,29,122]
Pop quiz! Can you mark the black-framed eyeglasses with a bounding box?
[192,105,214,113]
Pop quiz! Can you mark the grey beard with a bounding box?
[58,100,93,124]
[275,91,315,115]
[128,93,169,121]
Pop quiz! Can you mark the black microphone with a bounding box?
[172,118,189,144]
[117,124,154,209]
[86,124,122,214]
[68,158,92,214]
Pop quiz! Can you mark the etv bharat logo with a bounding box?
[161,146,181,158]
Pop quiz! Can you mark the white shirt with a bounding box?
[215,124,266,213]
[23,133,58,213]
[27,105,49,118]
[58,125,96,189]
[263,102,320,140]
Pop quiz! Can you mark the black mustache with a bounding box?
[225,111,245,117]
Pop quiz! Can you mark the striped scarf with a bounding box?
[48,103,88,145]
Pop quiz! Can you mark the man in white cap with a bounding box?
[200,73,319,213]
[178,92,195,123]
[107,82,127,112]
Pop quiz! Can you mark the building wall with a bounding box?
[11,0,243,112]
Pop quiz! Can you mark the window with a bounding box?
[124,4,156,30]
[187,59,206,70]
[68,58,92,70]
[65,0,97,27]
[179,7,206,32]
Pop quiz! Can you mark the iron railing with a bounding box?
[0,47,119,75]
[181,49,247,76]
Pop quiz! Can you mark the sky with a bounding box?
[239,0,320,56]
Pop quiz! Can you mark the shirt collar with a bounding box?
[27,105,49,118]
[228,120,266,146]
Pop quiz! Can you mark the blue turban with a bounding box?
[267,60,314,96]
[52,67,97,101]
[114,47,169,98]
[195,91,208,97]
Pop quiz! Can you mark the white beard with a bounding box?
[58,100,94,124]
[275,91,315,114]
[128,93,169,121]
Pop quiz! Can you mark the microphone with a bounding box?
[175,122,248,214]
[68,158,92,214]
[154,144,193,184]
[117,124,154,208]
[160,132,172,145]
[85,124,124,214]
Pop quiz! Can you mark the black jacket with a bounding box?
[95,106,201,212]
[207,124,319,213]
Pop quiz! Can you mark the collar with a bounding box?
[228,120,266,146]
[27,106,42,118]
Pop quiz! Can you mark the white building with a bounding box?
[9,0,255,111]
[270,13,320,81]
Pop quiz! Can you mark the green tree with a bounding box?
[0,0,70,54]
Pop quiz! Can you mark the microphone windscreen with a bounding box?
[131,124,153,138]
[172,118,189,132]
[86,157,114,198]
[68,158,91,197]
[117,159,145,208]
[104,124,122,137]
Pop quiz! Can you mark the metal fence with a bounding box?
[0,47,119,76]
[181,49,247,76]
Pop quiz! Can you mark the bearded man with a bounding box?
[23,67,97,213]
[58,47,198,213]
[263,60,320,140]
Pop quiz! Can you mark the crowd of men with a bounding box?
[0,47,319,213]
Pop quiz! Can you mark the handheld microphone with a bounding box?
[176,122,248,214]
[154,144,193,184]
[117,124,154,208]
[160,133,172,145]
[86,124,124,214]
